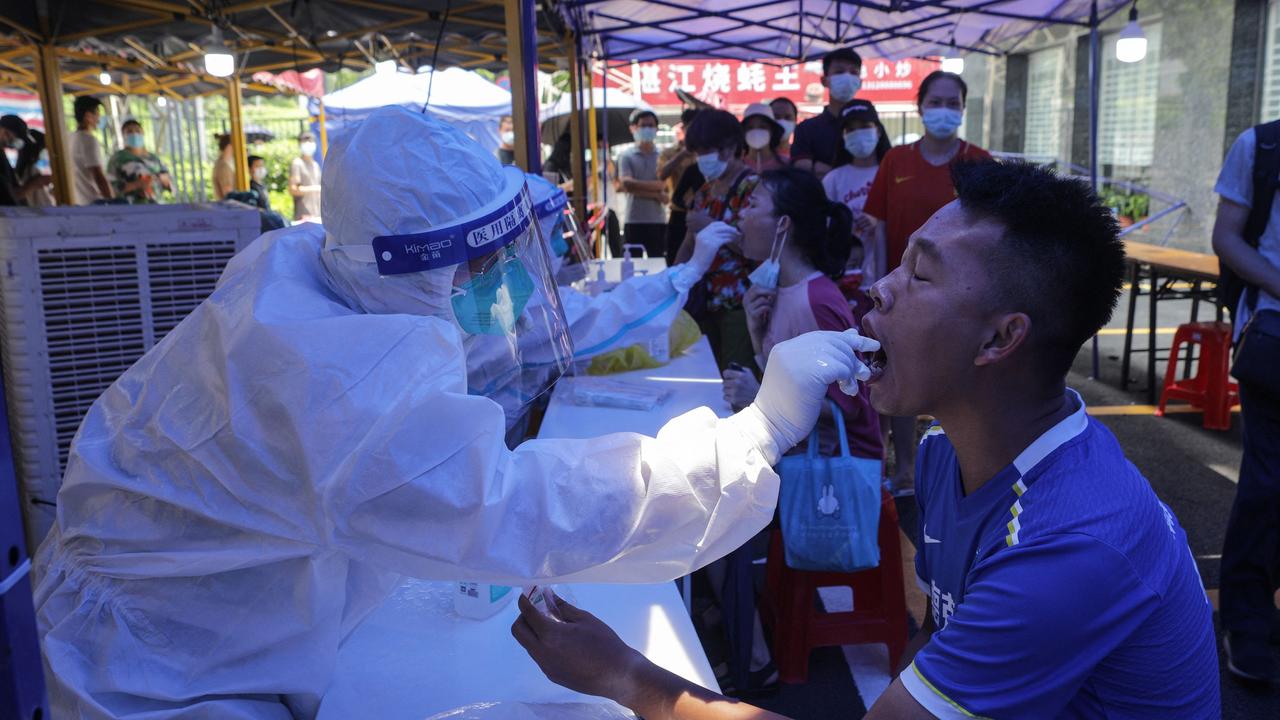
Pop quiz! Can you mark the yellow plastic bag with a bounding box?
[586,311,702,375]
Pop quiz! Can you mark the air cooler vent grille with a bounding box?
[147,240,236,337]
[37,245,145,473]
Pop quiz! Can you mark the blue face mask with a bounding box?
[828,73,861,103]
[697,151,728,181]
[96,115,107,130]
[549,220,570,257]
[921,108,964,139]
[124,133,145,149]
[843,128,879,158]
[634,126,658,143]
[451,252,535,335]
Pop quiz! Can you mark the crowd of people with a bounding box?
[0,93,321,223]
[17,43,1236,718]
[586,48,987,499]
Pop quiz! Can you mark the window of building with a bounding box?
[1024,46,1066,159]
[1261,0,1280,122]
[1098,21,1162,168]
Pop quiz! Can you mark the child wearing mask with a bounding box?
[823,100,892,301]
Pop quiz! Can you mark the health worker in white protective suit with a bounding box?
[32,105,878,719]
[524,172,703,364]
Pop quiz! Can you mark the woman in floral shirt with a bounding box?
[674,109,760,370]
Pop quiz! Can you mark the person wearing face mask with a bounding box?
[740,102,786,173]
[618,108,669,258]
[725,167,882,458]
[31,105,879,718]
[289,130,323,222]
[768,97,799,156]
[863,70,989,497]
[791,47,863,179]
[246,154,272,212]
[716,167,885,692]
[107,119,172,204]
[673,109,762,370]
[823,100,892,289]
[496,115,516,166]
[211,133,236,199]
[70,95,113,204]
[7,123,54,207]
[0,113,30,205]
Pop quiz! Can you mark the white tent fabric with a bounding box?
[560,0,1131,62]
[317,67,512,154]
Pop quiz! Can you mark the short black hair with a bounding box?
[684,109,745,157]
[917,70,968,106]
[951,160,1125,378]
[73,95,103,124]
[629,108,658,125]
[769,97,799,119]
[248,154,264,167]
[680,108,701,126]
[217,133,232,151]
[822,47,863,75]
[120,119,142,133]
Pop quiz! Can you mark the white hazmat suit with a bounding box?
[524,172,699,364]
[33,106,877,718]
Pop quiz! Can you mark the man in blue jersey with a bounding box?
[510,160,1220,719]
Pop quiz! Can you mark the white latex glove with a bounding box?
[748,329,880,452]
[671,221,741,292]
[688,221,740,276]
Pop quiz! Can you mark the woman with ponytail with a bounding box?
[711,167,883,692]
[722,166,882,461]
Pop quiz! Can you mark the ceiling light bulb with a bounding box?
[1116,3,1147,63]
[204,27,235,78]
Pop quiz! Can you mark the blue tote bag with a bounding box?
[777,401,882,572]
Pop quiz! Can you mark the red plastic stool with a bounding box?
[760,490,908,684]
[1155,321,1239,430]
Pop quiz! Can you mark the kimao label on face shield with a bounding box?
[372,175,534,275]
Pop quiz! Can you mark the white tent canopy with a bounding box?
[318,67,512,153]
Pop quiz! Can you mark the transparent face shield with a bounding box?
[534,185,594,285]
[561,208,594,266]
[368,166,574,426]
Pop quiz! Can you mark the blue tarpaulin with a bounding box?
[560,0,1132,63]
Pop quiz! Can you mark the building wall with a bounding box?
[1149,0,1238,251]
[971,0,1259,253]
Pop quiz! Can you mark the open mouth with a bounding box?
[860,319,887,383]
[866,347,887,382]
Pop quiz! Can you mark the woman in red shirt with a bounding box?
[862,70,990,496]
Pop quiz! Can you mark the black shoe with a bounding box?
[718,661,780,696]
[1225,632,1279,684]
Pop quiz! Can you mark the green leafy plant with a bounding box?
[1100,187,1150,221]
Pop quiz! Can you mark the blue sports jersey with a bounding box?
[904,390,1219,719]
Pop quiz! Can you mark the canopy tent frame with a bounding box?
[0,0,576,199]
[558,0,1137,376]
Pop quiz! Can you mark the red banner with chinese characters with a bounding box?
[603,58,940,110]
